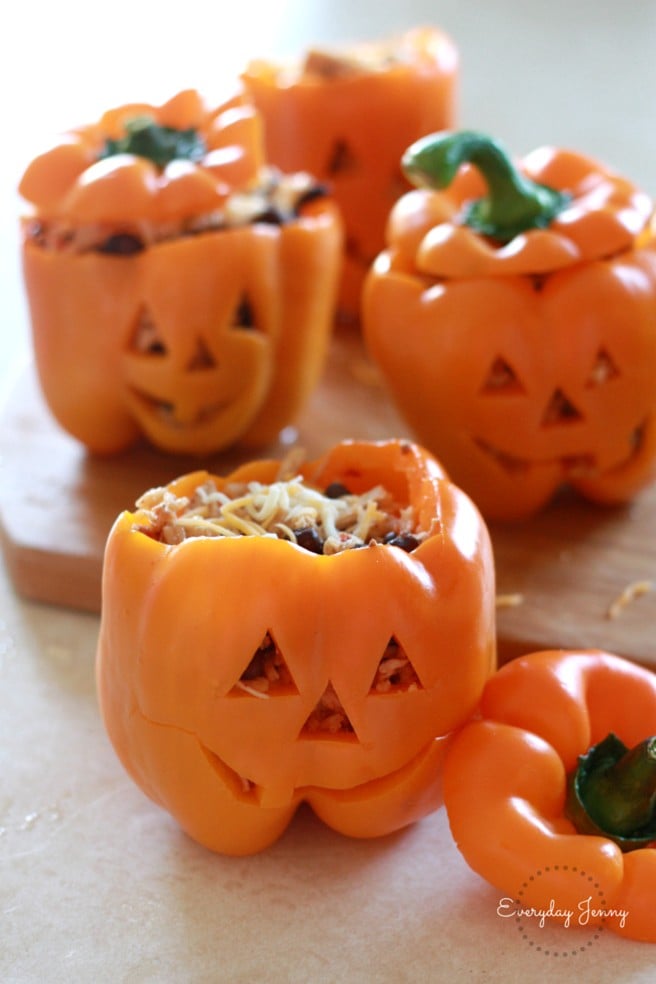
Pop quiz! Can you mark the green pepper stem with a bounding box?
[100,116,207,169]
[566,732,656,851]
[401,130,570,244]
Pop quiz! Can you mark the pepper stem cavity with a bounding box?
[401,130,570,244]
[566,732,656,851]
[100,116,207,169]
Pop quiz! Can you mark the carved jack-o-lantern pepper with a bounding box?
[363,131,656,520]
[19,89,342,455]
[96,439,496,854]
[242,27,457,324]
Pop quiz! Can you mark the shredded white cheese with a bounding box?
[24,166,324,254]
[495,593,525,609]
[606,580,653,620]
[135,473,424,555]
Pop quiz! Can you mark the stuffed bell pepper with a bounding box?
[96,439,496,855]
[242,26,458,324]
[19,88,342,455]
[443,649,656,943]
[363,130,656,520]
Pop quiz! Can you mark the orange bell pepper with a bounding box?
[443,650,656,943]
[19,89,342,455]
[363,130,656,520]
[242,26,458,324]
[96,439,496,855]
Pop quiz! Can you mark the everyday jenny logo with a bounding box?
[496,865,630,957]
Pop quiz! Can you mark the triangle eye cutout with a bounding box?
[230,293,258,331]
[326,139,359,176]
[229,632,298,698]
[299,683,357,740]
[480,357,525,395]
[185,338,216,371]
[586,348,620,387]
[369,637,422,695]
[129,306,167,356]
[541,388,584,426]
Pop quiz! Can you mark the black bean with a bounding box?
[294,528,324,555]
[97,233,145,255]
[295,183,329,213]
[323,482,351,499]
[253,208,283,225]
[384,532,420,552]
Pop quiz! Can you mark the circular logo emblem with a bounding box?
[496,865,616,957]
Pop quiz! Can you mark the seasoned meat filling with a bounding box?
[23,167,326,254]
[135,470,426,556]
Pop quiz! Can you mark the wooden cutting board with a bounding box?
[2,329,655,667]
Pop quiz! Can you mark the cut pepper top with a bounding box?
[389,130,654,278]
[18,88,266,225]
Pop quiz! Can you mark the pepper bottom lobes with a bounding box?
[443,650,656,943]
[96,440,496,854]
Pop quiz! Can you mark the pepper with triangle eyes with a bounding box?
[96,439,496,854]
[363,131,656,520]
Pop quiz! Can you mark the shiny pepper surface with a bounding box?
[19,89,342,455]
[363,131,656,520]
[243,27,457,324]
[96,440,496,855]
[443,650,656,943]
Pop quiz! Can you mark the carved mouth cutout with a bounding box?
[198,730,437,807]
[474,419,647,477]
[474,347,647,475]
[127,387,234,428]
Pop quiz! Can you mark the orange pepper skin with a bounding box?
[19,91,342,455]
[363,144,656,520]
[22,200,341,455]
[242,27,457,324]
[96,439,496,855]
[443,650,656,942]
[19,89,261,222]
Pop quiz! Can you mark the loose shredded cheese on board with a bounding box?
[495,593,525,609]
[606,580,653,620]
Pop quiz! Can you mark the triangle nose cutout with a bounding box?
[299,682,357,738]
[185,338,216,371]
[326,139,358,176]
[541,389,583,426]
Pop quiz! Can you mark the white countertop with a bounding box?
[2,2,656,981]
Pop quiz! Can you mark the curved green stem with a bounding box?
[401,130,570,244]
[566,732,656,852]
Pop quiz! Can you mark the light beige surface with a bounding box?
[2,2,656,981]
